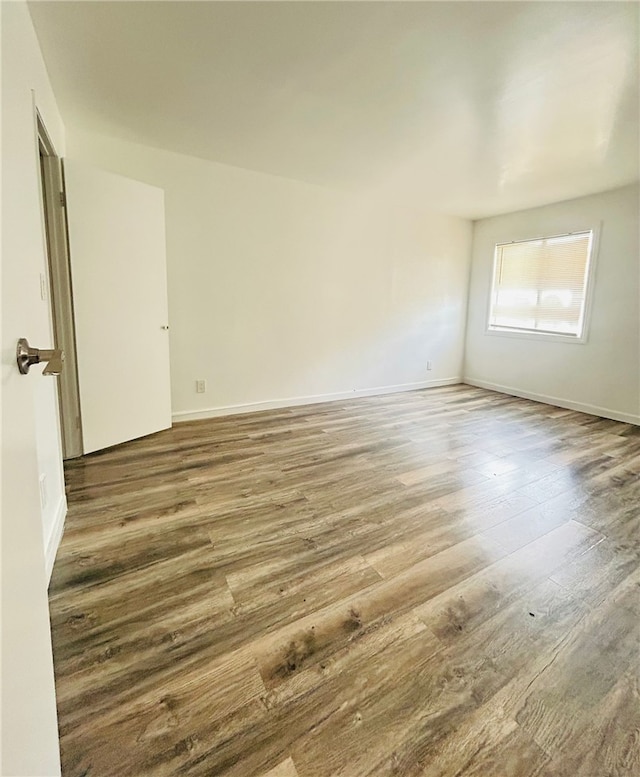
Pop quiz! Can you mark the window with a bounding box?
[487,230,595,340]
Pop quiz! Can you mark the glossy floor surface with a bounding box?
[50,385,640,776]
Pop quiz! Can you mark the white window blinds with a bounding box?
[488,231,593,337]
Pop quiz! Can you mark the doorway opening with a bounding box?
[37,114,83,459]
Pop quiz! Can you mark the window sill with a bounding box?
[484,327,588,345]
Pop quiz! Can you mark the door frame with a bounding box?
[37,113,83,458]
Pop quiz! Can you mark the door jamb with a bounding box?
[37,114,84,459]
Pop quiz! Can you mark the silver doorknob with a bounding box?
[16,338,64,376]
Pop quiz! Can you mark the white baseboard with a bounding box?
[45,495,67,584]
[172,377,462,423]
[463,378,640,426]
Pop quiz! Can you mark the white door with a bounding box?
[64,161,172,453]
[2,224,62,777]
[2,41,62,772]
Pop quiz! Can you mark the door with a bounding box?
[63,160,172,453]
[2,10,62,766]
[2,210,62,777]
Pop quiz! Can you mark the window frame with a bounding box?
[484,225,600,345]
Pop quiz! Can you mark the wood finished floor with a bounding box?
[50,385,640,777]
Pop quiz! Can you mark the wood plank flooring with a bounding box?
[50,385,640,776]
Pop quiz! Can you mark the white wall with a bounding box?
[1,2,65,774]
[68,130,472,419]
[464,184,640,423]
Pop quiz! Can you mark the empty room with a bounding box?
[2,2,639,776]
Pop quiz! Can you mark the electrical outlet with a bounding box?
[196,379,206,394]
[427,361,433,371]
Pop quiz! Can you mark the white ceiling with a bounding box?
[28,1,639,219]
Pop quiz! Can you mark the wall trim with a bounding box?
[172,377,462,423]
[45,495,67,584]
[463,378,640,426]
